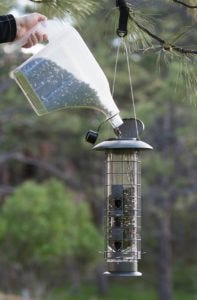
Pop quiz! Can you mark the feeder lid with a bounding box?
[93,139,153,151]
[94,118,153,151]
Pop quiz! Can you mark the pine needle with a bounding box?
[25,0,102,21]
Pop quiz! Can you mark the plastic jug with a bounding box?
[11,20,123,129]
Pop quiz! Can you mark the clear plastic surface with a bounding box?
[11,20,123,128]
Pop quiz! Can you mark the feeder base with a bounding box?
[103,271,142,277]
[104,261,142,277]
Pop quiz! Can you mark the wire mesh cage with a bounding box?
[93,118,153,276]
[105,150,141,262]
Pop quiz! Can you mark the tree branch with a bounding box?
[0,151,69,182]
[0,185,14,196]
[172,0,197,9]
[129,14,197,54]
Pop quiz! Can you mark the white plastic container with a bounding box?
[11,20,123,128]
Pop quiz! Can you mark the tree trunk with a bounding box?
[157,207,172,300]
[95,264,108,296]
[156,101,176,300]
[66,258,80,294]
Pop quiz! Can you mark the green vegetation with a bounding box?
[47,283,157,300]
[46,282,196,300]
[0,179,102,268]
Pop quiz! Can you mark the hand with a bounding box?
[15,13,48,48]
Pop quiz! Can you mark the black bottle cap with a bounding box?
[85,130,99,144]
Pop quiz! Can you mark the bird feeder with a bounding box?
[93,118,152,276]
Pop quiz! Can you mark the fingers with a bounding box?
[43,34,48,42]
[15,13,48,48]
[22,31,48,48]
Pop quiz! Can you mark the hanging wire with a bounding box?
[110,35,140,139]
[123,39,140,140]
[112,38,121,97]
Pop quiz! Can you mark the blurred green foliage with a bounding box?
[46,281,196,300]
[0,179,102,267]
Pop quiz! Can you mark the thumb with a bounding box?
[36,13,47,23]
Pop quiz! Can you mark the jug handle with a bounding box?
[4,20,64,53]
[3,21,47,53]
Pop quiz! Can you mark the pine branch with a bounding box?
[1,0,101,21]
[129,14,197,54]
[0,151,69,182]
[172,0,197,9]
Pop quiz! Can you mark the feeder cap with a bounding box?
[85,130,98,144]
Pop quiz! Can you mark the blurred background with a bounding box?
[0,0,196,299]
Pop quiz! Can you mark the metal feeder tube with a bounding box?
[93,118,152,277]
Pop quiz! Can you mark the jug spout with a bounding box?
[109,114,123,128]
